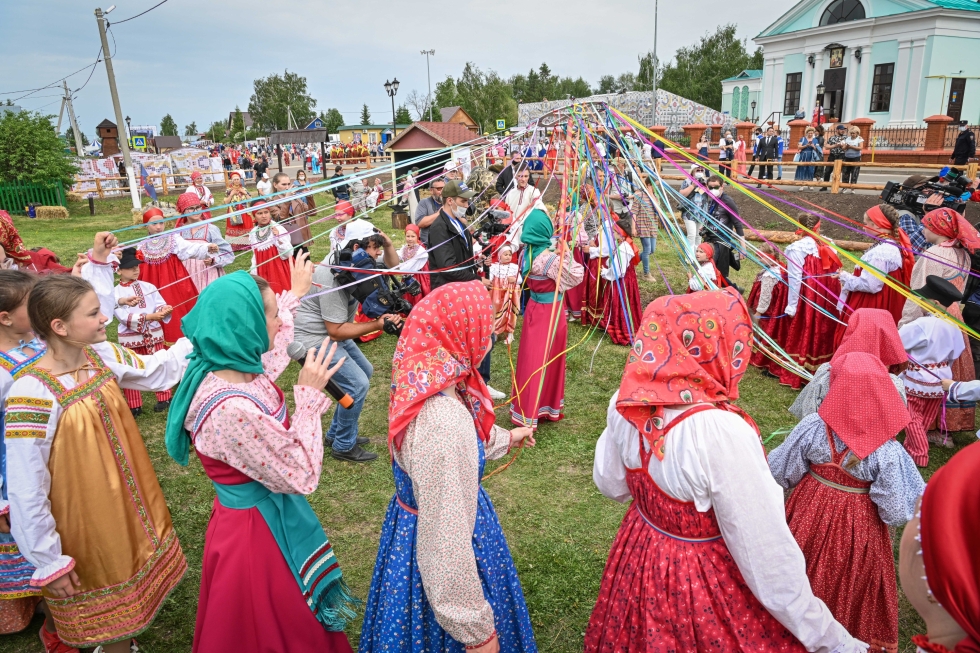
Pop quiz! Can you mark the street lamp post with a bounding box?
[750,101,757,122]
[420,50,434,121]
[384,78,400,146]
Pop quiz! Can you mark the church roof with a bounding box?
[721,70,763,82]
[759,0,980,38]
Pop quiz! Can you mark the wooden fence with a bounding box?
[0,180,67,214]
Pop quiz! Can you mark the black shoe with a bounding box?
[330,444,378,463]
[325,436,370,448]
[756,184,762,188]
[154,400,170,413]
[777,176,782,180]
[131,407,143,417]
[819,187,828,192]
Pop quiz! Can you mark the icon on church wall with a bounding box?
[829,47,845,68]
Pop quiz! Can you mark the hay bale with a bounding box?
[35,206,70,219]
[66,191,83,203]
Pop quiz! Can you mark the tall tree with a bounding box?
[597,73,638,95]
[658,24,764,110]
[435,63,517,132]
[359,104,372,125]
[510,63,591,103]
[206,120,226,143]
[394,105,412,124]
[405,89,432,120]
[0,110,79,185]
[318,108,345,134]
[160,114,178,136]
[247,70,317,131]
[184,121,198,136]
[65,126,89,147]
[230,107,246,141]
[636,52,658,92]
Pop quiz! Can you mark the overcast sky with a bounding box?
[1,0,779,136]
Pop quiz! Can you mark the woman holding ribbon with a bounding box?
[223,171,253,251]
[359,280,537,653]
[165,256,359,653]
[898,207,978,433]
[587,289,868,653]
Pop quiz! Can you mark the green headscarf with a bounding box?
[165,271,270,465]
[520,208,554,276]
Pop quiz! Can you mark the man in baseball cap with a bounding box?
[426,180,479,290]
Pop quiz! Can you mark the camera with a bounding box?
[332,244,420,336]
[880,167,971,217]
[474,209,511,241]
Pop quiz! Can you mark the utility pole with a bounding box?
[421,50,435,121]
[64,81,85,156]
[652,0,658,121]
[95,6,140,209]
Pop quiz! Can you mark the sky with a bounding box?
[1,0,780,137]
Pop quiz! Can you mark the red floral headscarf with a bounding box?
[388,281,496,451]
[867,205,915,280]
[922,207,980,254]
[830,307,908,367]
[616,289,756,460]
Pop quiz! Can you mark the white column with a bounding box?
[845,48,861,121]
[771,57,785,121]
[905,39,927,126]
[890,40,912,126]
[856,45,872,119]
[801,54,813,114]
[761,58,774,119]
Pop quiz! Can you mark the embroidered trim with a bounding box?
[4,396,53,438]
[29,558,75,587]
[138,234,177,263]
[18,349,115,409]
[191,386,286,435]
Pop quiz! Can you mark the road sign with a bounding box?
[496,119,506,130]
[130,135,146,150]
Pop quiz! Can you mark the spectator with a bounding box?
[221,151,232,172]
[253,155,269,181]
[747,127,763,178]
[607,160,633,220]
[951,121,976,166]
[256,172,272,196]
[349,167,369,212]
[701,174,745,283]
[241,152,253,180]
[293,229,404,463]
[678,164,710,251]
[776,126,786,180]
[503,168,543,227]
[414,179,445,247]
[696,133,710,161]
[331,164,349,200]
[841,126,864,192]
[495,152,526,194]
[426,180,479,289]
[718,130,734,178]
[756,127,780,186]
[118,160,129,189]
[821,123,849,191]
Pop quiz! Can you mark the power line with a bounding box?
[72,45,105,98]
[1,59,101,100]
[109,0,169,25]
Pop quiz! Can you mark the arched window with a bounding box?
[732,87,741,115]
[820,0,866,25]
[740,86,750,118]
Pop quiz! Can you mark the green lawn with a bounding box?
[5,196,969,652]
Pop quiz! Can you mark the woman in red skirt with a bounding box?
[764,213,842,388]
[247,199,293,295]
[834,204,914,345]
[589,289,866,653]
[748,243,789,369]
[598,219,642,346]
[769,351,924,653]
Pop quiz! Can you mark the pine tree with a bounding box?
[394,105,412,124]
[359,104,372,125]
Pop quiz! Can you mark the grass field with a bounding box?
[4,195,971,652]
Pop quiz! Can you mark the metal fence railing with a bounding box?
[945,124,980,149]
[0,180,67,214]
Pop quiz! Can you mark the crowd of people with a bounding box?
[0,121,979,653]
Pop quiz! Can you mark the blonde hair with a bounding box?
[848,126,861,137]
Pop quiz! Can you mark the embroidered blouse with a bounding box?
[393,393,512,647]
[137,233,211,265]
[249,222,292,260]
[530,248,585,292]
[688,262,717,291]
[178,223,235,269]
[397,244,429,273]
[899,316,965,398]
[114,280,170,348]
[0,341,45,516]
[837,241,903,311]
[601,241,634,282]
[755,266,783,315]
[784,236,819,316]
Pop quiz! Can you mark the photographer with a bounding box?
[700,175,745,284]
[426,180,480,289]
[294,229,404,463]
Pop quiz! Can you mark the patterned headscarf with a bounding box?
[819,352,911,458]
[830,307,907,367]
[616,289,756,460]
[867,205,915,280]
[177,191,202,213]
[922,207,980,254]
[388,281,496,450]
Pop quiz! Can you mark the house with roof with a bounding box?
[439,106,480,133]
[722,70,764,121]
[384,121,489,184]
[336,124,411,145]
[227,111,254,131]
[751,0,980,126]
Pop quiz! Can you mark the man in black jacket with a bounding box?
[495,151,527,194]
[427,180,479,289]
[756,127,780,185]
[952,121,976,166]
[701,175,746,283]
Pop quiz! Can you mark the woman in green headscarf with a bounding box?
[510,205,586,428]
[164,255,359,653]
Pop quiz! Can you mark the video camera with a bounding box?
[474,209,512,241]
[880,167,971,217]
[332,244,420,336]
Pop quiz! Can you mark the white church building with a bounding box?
[722,0,980,127]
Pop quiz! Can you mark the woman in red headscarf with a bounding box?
[789,307,909,419]
[587,289,867,653]
[396,223,429,306]
[224,171,253,251]
[359,281,537,653]
[833,204,914,345]
[597,218,642,346]
[899,207,979,433]
[760,212,843,389]
[899,441,980,653]
[769,352,924,653]
[187,170,214,221]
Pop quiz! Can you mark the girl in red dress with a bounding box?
[834,204,914,345]
[769,352,924,653]
[764,213,843,388]
[224,172,253,251]
[748,243,790,370]
[137,207,217,342]
[598,219,642,346]
[247,199,292,295]
[589,289,865,653]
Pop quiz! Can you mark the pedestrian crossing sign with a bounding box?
[496,119,506,130]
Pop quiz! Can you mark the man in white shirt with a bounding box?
[503,169,541,225]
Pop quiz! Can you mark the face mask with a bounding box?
[453,205,467,220]
[710,188,723,197]
[961,126,968,132]
[694,172,704,180]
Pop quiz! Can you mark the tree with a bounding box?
[184,121,198,137]
[636,51,658,92]
[65,126,89,147]
[597,73,638,95]
[395,105,413,124]
[247,70,317,131]
[405,89,432,121]
[318,108,345,134]
[658,24,764,110]
[359,104,372,125]
[230,107,246,141]
[160,114,178,136]
[510,63,591,103]
[0,110,79,185]
[435,63,517,132]
[206,120,226,143]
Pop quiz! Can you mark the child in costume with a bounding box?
[687,242,726,292]
[396,223,429,307]
[598,218,642,346]
[137,206,217,343]
[898,275,965,467]
[487,244,521,343]
[175,192,234,292]
[113,248,174,416]
[748,243,785,319]
[4,233,191,652]
[769,352,924,653]
[248,198,293,295]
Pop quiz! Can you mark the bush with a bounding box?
[0,110,79,186]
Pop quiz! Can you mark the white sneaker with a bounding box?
[487,385,507,401]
